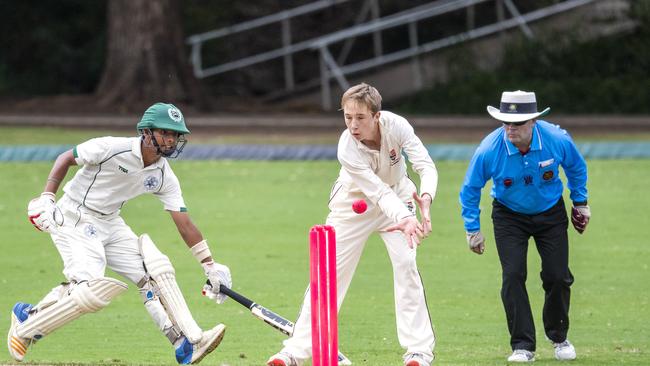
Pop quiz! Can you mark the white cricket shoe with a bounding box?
[404,352,431,366]
[7,302,35,362]
[175,323,226,364]
[338,351,353,366]
[267,351,300,366]
[507,349,535,362]
[553,340,576,361]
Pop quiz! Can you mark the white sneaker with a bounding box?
[507,349,535,362]
[553,340,576,361]
[175,324,226,364]
[338,351,353,366]
[7,302,35,362]
[404,352,431,366]
[266,351,299,366]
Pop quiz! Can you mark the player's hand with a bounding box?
[466,231,485,255]
[202,261,232,304]
[571,205,591,234]
[412,192,432,237]
[385,216,424,248]
[27,192,59,232]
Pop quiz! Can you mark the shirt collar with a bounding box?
[132,137,143,162]
[503,123,543,156]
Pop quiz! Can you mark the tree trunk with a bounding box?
[95,0,207,111]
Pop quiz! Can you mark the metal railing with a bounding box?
[186,0,381,91]
[187,0,597,110]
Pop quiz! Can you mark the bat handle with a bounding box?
[204,280,232,296]
[203,280,254,309]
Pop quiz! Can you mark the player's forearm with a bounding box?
[180,228,204,250]
[44,150,76,193]
[177,221,206,253]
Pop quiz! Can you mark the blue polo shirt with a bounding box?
[460,120,588,232]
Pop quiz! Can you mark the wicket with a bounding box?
[309,225,338,366]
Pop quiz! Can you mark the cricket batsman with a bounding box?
[8,103,231,364]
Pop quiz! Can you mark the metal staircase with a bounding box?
[187,0,606,110]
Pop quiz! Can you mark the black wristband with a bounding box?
[573,201,588,206]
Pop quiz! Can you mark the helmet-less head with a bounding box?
[137,103,190,158]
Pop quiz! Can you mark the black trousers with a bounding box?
[491,198,574,351]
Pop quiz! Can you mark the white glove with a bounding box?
[27,192,59,232]
[202,261,232,304]
[466,231,485,255]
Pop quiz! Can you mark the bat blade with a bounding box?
[250,304,295,336]
[211,283,295,336]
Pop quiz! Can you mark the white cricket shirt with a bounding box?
[63,136,186,215]
[337,110,438,222]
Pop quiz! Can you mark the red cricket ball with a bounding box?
[352,199,367,214]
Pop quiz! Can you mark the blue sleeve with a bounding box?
[460,146,490,232]
[560,134,588,203]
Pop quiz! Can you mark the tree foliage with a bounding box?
[0,0,106,95]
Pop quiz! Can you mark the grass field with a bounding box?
[1,158,649,365]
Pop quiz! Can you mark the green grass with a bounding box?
[0,160,649,365]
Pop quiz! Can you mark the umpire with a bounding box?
[459,90,590,362]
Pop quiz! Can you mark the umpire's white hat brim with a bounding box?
[487,106,550,123]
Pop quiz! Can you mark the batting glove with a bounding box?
[466,231,485,255]
[27,192,59,232]
[202,261,232,304]
[571,204,591,234]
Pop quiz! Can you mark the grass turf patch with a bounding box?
[0,160,648,365]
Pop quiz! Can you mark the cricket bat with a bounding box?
[202,281,352,365]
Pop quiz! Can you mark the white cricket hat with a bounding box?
[487,90,550,123]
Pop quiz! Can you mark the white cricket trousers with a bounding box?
[49,195,146,284]
[38,195,174,338]
[282,176,435,364]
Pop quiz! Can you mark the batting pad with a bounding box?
[139,234,203,343]
[17,277,127,339]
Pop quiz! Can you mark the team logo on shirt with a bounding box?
[389,149,400,166]
[168,107,183,122]
[523,175,533,185]
[503,177,513,188]
[143,176,160,191]
[84,224,98,238]
[543,170,554,180]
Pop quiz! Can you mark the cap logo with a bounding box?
[509,104,517,112]
[168,107,183,123]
